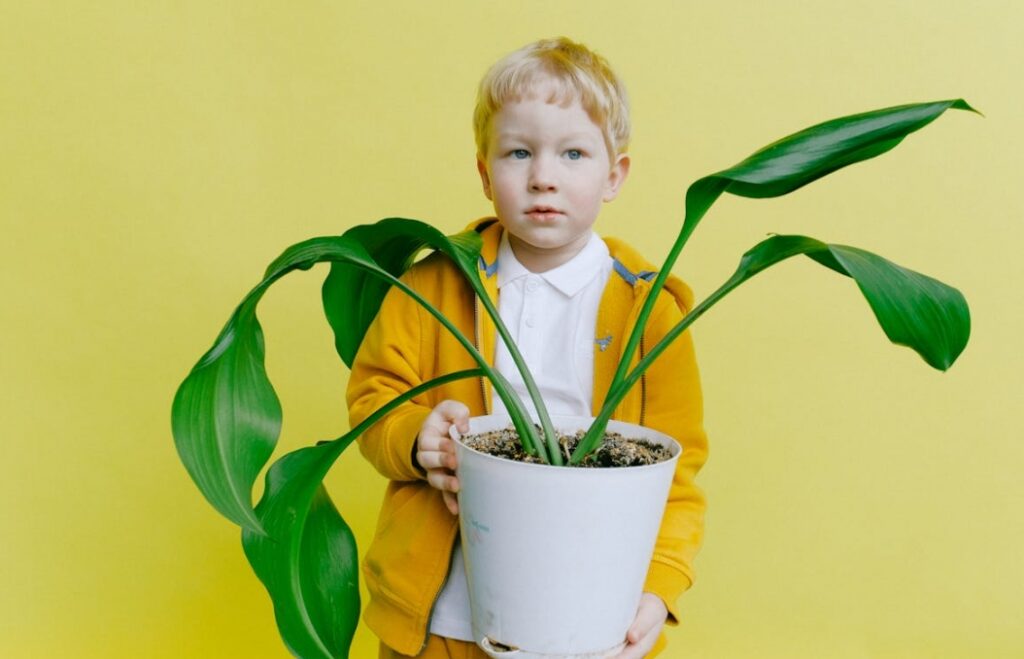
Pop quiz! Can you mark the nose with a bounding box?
[528,155,557,192]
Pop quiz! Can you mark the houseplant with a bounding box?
[172,99,975,658]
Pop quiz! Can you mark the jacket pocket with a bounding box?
[363,481,458,613]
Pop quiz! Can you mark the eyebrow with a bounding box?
[494,131,601,143]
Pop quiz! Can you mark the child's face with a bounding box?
[477,83,629,272]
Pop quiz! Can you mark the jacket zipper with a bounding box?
[421,290,486,651]
[421,525,460,652]
[639,331,647,427]
[474,295,488,411]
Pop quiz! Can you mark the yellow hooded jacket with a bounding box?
[347,218,708,655]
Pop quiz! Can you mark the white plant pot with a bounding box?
[451,414,681,659]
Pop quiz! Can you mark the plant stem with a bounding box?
[256,238,547,458]
[472,290,562,465]
[385,275,545,459]
[571,270,741,463]
[326,368,489,454]
[574,179,728,463]
[604,178,727,403]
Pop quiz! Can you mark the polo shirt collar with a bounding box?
[496,231,609,298]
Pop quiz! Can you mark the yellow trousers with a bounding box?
[379,635,488,658]
[379,634,666,657]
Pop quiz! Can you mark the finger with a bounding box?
[416,450,454,471]
[615,644,639,659]
[616,625,659,659]
[437,436,459,462]
[422,405,469,444]
[615,640,641,659]
[627,597,666,643]
[417,440,458,477]
[434,399,470,422]
[416,427,443,452]
[443,490,459,515]
[434,400,470,432]
[426,469,459,494]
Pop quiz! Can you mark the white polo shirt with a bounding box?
[428,230,614,640]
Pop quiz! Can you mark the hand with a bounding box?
[415,400,469,515]
[614,592,668,658]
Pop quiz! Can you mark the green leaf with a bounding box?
[577,233,970,462]
[322,218,484,368]
[171,298,281,533]
[682,99,978,242]
[732,234,970,369]
[242,440,358,659]
[172,234,436,532]
[606,99,977,433]
[322,218,561,463]
[240,368,484,659]
[812,244,970,370]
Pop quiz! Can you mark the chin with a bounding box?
[515,234,572,251]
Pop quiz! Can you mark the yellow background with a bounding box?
[3,2,1021,657]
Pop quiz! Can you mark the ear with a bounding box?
[477,156,493,201]
[602,153,631,202]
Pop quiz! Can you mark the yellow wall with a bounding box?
[3,2,1021,657]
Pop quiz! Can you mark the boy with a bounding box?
[347,37,707,658]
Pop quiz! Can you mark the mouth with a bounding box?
[525,206,563,221]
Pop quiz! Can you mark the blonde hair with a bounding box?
[473,37,630,159]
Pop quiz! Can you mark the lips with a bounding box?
[525,206,563,220]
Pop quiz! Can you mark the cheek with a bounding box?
[572,176,610,208]
[490,173,519,201]
[486,181,515,216]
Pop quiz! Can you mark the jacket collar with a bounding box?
[467,216,694,311]
[463,216,695,419]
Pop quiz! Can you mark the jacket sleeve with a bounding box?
[346,268,431,483]
[640,292,708,625]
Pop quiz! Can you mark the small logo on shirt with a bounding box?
[595,335,613,352]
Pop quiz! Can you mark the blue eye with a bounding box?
[510,149,530,159]
[565,149,582,160]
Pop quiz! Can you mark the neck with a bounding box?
[507,233,590,273]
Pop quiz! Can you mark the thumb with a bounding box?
[627,594,667,643]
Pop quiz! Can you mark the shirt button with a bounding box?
[526,279,539,293]
[525,317,535,328]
